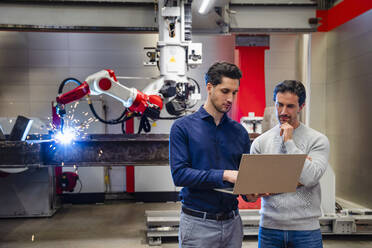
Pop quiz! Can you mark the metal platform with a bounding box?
[145,209,372,246]
[0,166,59,218]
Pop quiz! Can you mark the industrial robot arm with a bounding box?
[57,69,163,115]
[55,69,163,133]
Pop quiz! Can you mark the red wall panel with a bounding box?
[232,46,269,122]
[317,0,372,32]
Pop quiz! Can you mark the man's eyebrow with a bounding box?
[277,102,295,106]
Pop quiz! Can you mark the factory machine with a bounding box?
[1,0,372,246]
[53,1,202,134]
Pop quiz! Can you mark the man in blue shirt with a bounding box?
[170,62,251,247]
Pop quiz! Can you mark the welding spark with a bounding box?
[54,127,77,145]
[48,100,94,145]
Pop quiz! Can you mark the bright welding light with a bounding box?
[55,128,76,144]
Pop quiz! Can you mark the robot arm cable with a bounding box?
[87,95,129,125]
[58,78,82,94]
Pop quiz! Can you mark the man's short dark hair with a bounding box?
[205,62,242,86]
[273,80,306,106]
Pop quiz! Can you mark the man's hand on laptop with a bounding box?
[245,193,272,202]
[245,194,258,202]
[223,170,238,183]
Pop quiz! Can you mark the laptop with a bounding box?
[215,154,306,195]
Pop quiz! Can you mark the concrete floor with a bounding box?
[1,202,372,248]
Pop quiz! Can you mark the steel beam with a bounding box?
[0,133,259,168]
[0,141,42,168]
[0,134,169,168]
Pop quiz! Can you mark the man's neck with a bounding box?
[203,101,223,126]
[292,120,300,129]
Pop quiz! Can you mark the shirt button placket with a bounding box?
[215,125,220,161]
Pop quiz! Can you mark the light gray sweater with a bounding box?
[250,123,330,230]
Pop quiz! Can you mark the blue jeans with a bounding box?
[258,226,323,248]
[179,211,243,248]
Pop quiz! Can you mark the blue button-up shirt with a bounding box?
[169,106,251,213]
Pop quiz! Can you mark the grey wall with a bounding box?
[310,32,327,134]
[265,34,299,108]
[320,10,372,207]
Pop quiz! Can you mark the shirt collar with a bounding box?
[197,105,228,124]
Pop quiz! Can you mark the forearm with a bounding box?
[171,165,229,189]
[298,158,328,187]
[223,170,239,184]
[285,139,329,187]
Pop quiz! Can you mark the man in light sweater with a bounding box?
[250,80,329,248]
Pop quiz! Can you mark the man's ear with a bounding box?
[206,82,213,93]
[299,103,305,112]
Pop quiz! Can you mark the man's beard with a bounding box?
[278,115,292,125]
[211,98,230,113]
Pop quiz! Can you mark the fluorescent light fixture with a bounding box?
[198,0,213,15]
